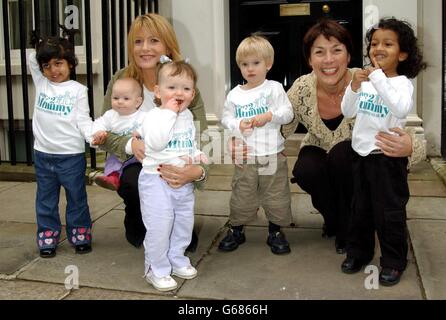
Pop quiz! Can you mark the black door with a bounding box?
[229,0,363,91]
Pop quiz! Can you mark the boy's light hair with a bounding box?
[235,34,274,67]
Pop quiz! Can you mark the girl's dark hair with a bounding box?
[30,25,79,72]
[365,17,427,78]
[303,18,353,66]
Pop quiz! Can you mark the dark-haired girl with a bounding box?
[340,17,427,286]
[29,29,96,258]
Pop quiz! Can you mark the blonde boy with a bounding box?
[220,35,294,254]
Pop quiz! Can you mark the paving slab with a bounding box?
[408,220,446,299]
[0,279,68,300]
[0,181,23,192]
[407,197,446,220]
[408,180,446,197]
[63,287,175,300]
[0,221,42,275]
[0,183,122,224]
[178,227,422,300]
[18,212,227,298]
[408,160,442,181]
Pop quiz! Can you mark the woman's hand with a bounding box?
[375,127,413,157]
[131,138,145,162]
[159,164,203,188]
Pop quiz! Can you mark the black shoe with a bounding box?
[75,244,92,254]
[125,232,144,248]
[186,230,199,253]
[335,239,346,255]
[218,228,246,252]
[267,231,291,255]
[341,257,370,274]
[379,268,403,286]
[40,248,56,258]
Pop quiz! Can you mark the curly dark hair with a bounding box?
[30,25,79,72]
[365,17,427,78]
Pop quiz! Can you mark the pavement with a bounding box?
[1,137,446,301]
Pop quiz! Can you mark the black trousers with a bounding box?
[117,162,146,243]
[347,153,409,271]
[292,141,354,244]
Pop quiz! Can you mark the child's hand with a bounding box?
[239,119,253,136]
[92,131,107,145]
[164,98,181,113]
[365,56,381,76]
[251,111,272,128]
[351,69,369,92]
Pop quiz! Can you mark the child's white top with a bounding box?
[341,69,413,156]
[29,51,93,154]
[137,107,202,174]
[92,108,147,137]
[222,79,294,156]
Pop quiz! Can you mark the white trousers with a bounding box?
[138,171,194,277]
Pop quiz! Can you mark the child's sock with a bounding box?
[268,221,281,234]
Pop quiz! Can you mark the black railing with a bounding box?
[0,0,158,167]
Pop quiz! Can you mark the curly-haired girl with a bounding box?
[340,17,426,286]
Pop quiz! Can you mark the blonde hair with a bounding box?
[126,13,182,82]
[235,34,274,67]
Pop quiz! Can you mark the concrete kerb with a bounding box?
[430,157,446,187]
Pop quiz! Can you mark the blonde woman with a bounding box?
[100,14,208,249]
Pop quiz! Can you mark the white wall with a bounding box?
[169,0,229,124]
[419,0,442,156]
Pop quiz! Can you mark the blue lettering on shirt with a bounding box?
[36,92,75,116]
[235,93,270,119]
[358,92,389,118]
[166,128,194,152]
[116,121,142,136]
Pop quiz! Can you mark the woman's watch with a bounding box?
[195,166,206,182]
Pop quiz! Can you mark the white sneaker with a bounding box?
[145,271,178,291]
[172,265,198,279]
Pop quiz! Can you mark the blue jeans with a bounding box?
[34,150,92,249]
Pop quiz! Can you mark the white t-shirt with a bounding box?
[92,108,147,138]
[341,69,414,156]
[222,79,294,156]
[137,107,203,174]
[29,51,93,154]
